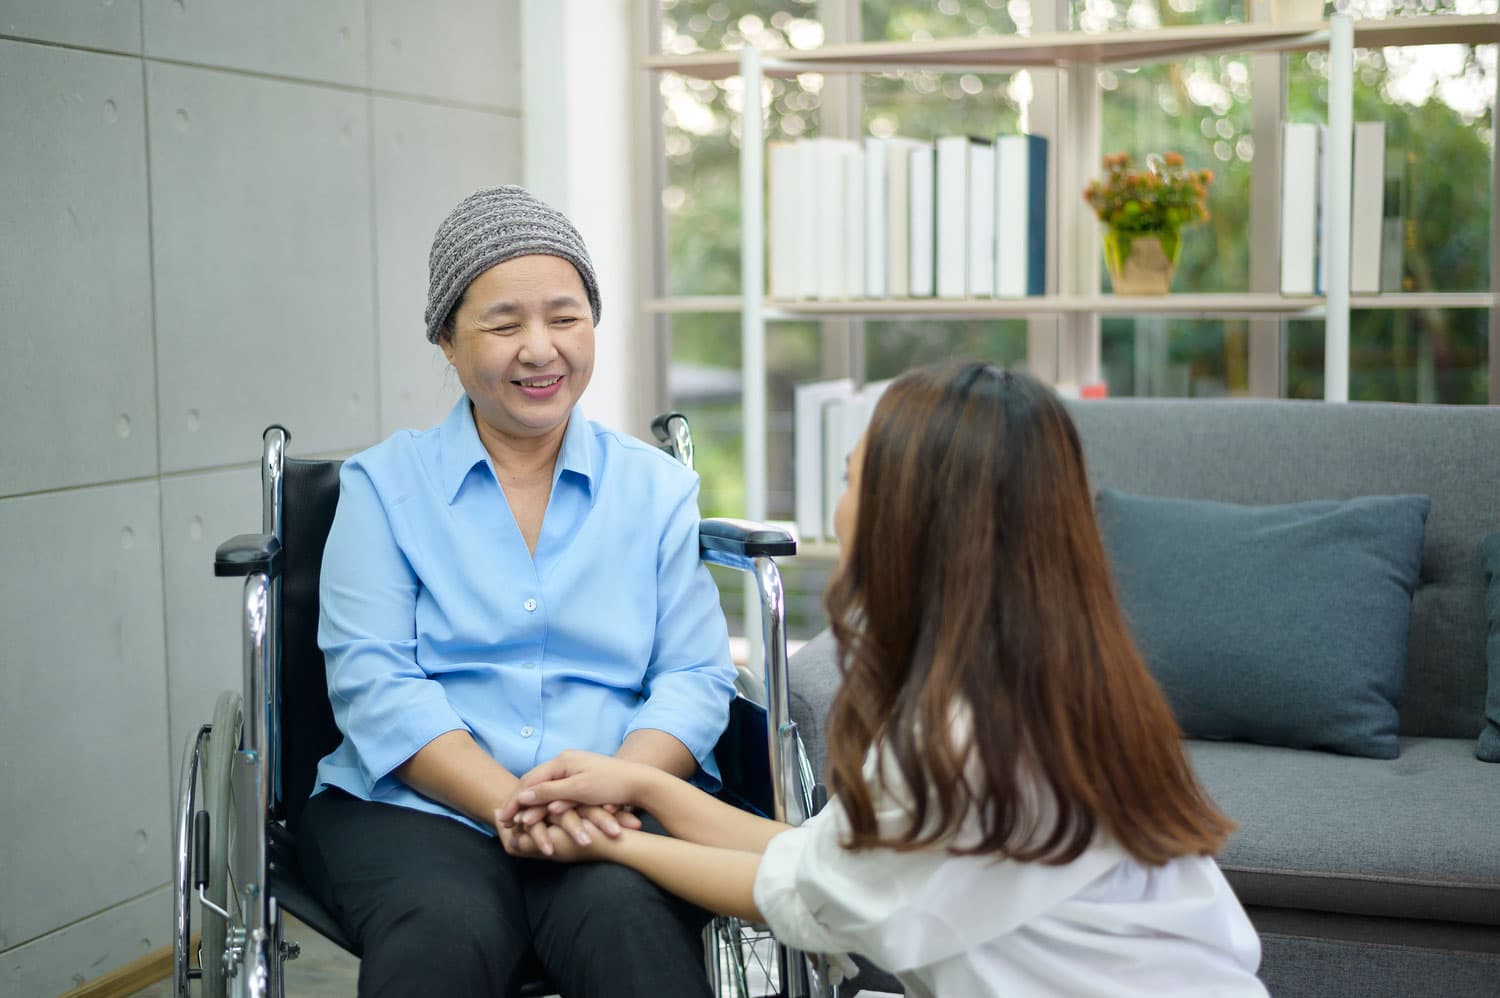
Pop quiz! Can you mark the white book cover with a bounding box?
[1316,124,1330,295]
[864,136,889,298]
[793,141,820,299]
[767,141,800,300]
[935,135,972,299]
[794,378,854,542]
[1350,121,1387,295]
[1280,123,1319,296]
[843,143,866,299]
[995,136,1026,297]
[885,138,928,298]
[967,139,996,298]
[908,144,936,298]
[821,398,848,541]
[811,138,856,300]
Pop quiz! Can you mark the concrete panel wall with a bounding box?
[0,5,523,992]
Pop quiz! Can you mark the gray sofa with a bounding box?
[789,398,1500,997]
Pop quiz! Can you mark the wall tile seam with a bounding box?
[0,34,521,115]
[0,464,262,504]
[141,36,179,845]
[0,32,141,60]
[0,882,170,955]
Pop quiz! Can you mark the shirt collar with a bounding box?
[440,396,597,504]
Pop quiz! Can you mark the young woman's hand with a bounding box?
[497,750,656,828]
[495,811,628,863]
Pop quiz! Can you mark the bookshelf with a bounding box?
[645,13,1500,525]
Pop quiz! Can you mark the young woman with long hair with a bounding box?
[496,361,1266,997]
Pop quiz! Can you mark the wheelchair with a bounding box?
[171,416,838,998]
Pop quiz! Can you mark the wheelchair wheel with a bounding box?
[709,916,840,998]
[201,690,242,997]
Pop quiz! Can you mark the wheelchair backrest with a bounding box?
[278,457,344,831]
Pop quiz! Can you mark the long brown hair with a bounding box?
[823,362,1233,866]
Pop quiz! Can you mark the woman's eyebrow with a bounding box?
[478,296,584,318]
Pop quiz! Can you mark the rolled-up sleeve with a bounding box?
[625,477,736,769]
[319,460,468,788]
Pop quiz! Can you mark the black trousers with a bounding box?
[297,789,714,998]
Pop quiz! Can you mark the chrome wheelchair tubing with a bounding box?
[667,414,694,470]
[231,748,272,997]
[260,427,287,811]
[261,427,287,539]
[173,725,211,998]
[228,571,274,997]
[701,550,798,826]
[754,556,797,827]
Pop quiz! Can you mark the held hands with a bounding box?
[494,751,655,861]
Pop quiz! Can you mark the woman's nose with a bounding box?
[516,321,558,363]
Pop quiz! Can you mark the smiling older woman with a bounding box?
[295,186,735,997]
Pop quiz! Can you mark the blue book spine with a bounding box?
[1026,134,1048,297]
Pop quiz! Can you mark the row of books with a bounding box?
[1280,121,1404,295]
[793,377,889,543]
[768,133,1050,302]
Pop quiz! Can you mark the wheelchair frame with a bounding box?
[172,420,837,998]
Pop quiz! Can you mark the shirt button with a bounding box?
[523,598,538,612]
[520,726,535,738]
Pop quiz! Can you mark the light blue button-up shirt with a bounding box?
[313,397,736,832]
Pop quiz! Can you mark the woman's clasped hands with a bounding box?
[493,751,653,862]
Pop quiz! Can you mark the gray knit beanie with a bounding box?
[424,185,602,344]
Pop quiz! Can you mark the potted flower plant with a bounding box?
[1083,151,1214,295]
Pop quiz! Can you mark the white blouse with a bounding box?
[752,769,1267,998]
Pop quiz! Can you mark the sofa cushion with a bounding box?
[1070,399,1500,742]
[1096,489,1430,759]
[1189,737,1500,925]
[1481,534,1500,762]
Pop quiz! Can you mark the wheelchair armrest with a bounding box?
[214,533,283,578]
[699,518,796,559]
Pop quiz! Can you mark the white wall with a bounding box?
[0,2,524,993]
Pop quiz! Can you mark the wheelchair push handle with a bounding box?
[649,411,689,442]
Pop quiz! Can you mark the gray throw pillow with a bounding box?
[1095,489,1431,759]
[1480,534,1500,762]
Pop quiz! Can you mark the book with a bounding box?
[821,397,848,540]
[792,141,821,299]
[968,138,997,298]
[995,133,1048,297]
[864,136,889,298]
[1316,123,1330,294]
[794,378,854,542]
[767,141,801,300]
[809,137,859,300]
[1280,123,1320,296]
[870,136,929,299]
[936,135,991,298]
[908,143,936,298]
[818,380,894,540]
[843,142,866,299]
[1350,121,1387,295]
